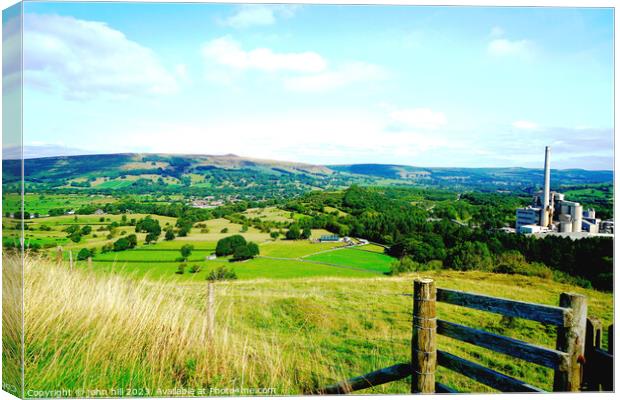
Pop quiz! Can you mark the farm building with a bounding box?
[319,235,340,242]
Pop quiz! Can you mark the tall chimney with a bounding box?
[541,146,551,226]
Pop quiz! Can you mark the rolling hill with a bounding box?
[1,153,613,197]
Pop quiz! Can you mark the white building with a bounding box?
[516,206,542,232]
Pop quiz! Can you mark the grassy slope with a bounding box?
[13,255,613,396]
[304,248,394,273]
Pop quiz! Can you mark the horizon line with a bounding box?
[3,148,614,172]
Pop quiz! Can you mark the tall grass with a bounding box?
[20,255,317,396]
[6,254,613,396]
[2,252,23,397]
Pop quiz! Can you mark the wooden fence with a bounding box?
[316,277,613,394]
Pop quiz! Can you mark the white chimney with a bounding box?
[541,146,551,226]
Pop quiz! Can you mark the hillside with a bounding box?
[8,255,612,396]
[1,153,613,198]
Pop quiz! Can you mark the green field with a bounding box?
[3,193,114,215]
[259,240,345,258]
[76,240,393,281]
[305,247,395,273]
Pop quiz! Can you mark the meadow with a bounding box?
[3,193,114,215]
[5,205,399,281]
[7,254,613,396]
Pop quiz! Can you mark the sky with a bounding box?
[5,2,615,169]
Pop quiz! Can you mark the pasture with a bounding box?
[305,247,395,273]
[3,193,114,215]
[242,206,296,223]
[74,239,395,281]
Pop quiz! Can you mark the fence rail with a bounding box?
[315,277,613,395]
[436,288,570,326]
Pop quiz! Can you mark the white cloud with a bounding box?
[389,108,447,130]
[223,5,300,29]
[512,120,539,130]
[283,62,386,92]
[24,13,178,100]
[117,110,453,165]
[202,36,327,73]
[488,38,532,56]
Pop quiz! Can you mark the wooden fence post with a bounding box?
[207,281,215,339]
[412,278,436,393]
[553,292,587,391]
[87,256,92,269]
[582,317,602,391]
[56,246,63,263]
[69,250,73,271]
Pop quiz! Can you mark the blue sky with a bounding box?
[13,2,615,169]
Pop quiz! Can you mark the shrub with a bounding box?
[447,241,492,271]
[69,232,82,243]
[180,244,194,259]
[176,263,186,275]
[220,228,228,234]
[207,266,237,281]
[77,248,92,261]
[189,265,201,274]
[286,225,301,240]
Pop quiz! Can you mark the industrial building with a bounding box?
[515,146,608,235]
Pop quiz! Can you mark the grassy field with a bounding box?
[242,207,295,223]
[259,240,345,258]
[305,247,395,273]
[74,241,393,281]
[4,193,114,215]
[8,255,613,396]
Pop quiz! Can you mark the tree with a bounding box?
[232,245,252,261]
[165,229,175,241]
[247,242,259,257]
[180,244,194,260]
[135,216,161,239]
[215,235,247,256]
[145,232,158,244]
[447,241,493,271]
[80,225,92,235]
[77,248,92,261]
[69,232,82,243]
[270,231,280,240]
[127,234,138,248]
[286,225,301,240]
[113,237,130,252]
[301,227,312,239]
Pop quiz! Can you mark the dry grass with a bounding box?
[18,254,324,396]
[3,254,613,396]
[2,253,23,397]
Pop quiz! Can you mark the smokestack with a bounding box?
[541,146,551,226]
